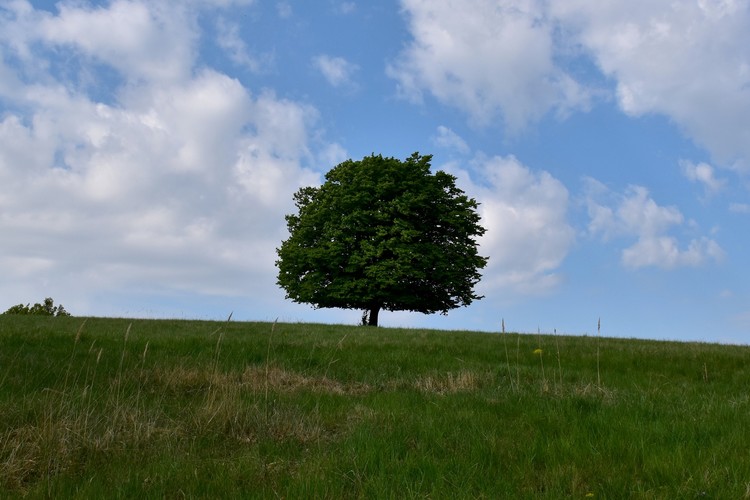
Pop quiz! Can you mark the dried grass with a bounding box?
[149,364,371,396]
[411,370,489,395]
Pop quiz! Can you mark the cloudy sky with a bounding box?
[1,0,749,343]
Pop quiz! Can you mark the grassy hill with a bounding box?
[1,316,749,497]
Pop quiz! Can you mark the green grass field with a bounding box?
[1,315,749,498]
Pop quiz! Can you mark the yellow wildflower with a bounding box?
[533,348,543,355]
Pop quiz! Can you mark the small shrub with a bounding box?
[2,297,71,317]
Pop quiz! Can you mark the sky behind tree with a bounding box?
[1,0,749,343]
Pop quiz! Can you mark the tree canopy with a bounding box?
[2,297,70,317]
[276,153,488,326]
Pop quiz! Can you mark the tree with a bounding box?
[276,152,488,326]
[2,297,71,317]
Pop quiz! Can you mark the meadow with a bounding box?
[1,315,749,498]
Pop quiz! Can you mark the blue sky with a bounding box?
[1,0,749,344]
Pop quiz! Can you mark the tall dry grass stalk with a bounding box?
[134,341,150,413]
[63,319,88,389]
[74,319,86,344]
[211,312,233,373]
[202,313,234,431]
[324,333,349,379]
[212,331,225,375]
[114,323,131,408]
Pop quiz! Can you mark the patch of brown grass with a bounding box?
[149,364,371,396]
[411,370,489,395]
[0,394,172,493]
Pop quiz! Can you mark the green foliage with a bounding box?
[276,152,488,325]
[2,297,70,317]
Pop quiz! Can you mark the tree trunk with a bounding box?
[367,305,381,327]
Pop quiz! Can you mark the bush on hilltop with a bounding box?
[2,297,71,317]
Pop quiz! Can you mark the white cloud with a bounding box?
[276,2,292,19]
[1,1,257,83]
[433,126,469,154]
[312,54,358,88]
[0,0,329,314]
[216,17,270,72]
[585,180,724,269]
[680,160,726,197]
[621,236,724,269]
[318,142,349,168]
[389,1,750,173]
[36,1,197,83]
[337,2,356,15]
[446,155,575,296]
[552,1,750,171]
[729,203,750,214]
[0,71,322,295]
[614,186,683,237]
[190,0,256,7]
[388,0,591,131]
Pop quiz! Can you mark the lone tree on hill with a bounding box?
[276,152,488,326]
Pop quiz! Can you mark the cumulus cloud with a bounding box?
[433,126,469,154]
[552,1,750,171]
[585,179,724,269]
[0,0,329,314]
[215,17,270,72]
[276,2,292,19]
[388,0,591,131]
[446,155,575,296]
[312,54,358,88]
[680,160,726,198]
[337,2,356,15]
[621,236,724,269]
[37,1,197,83]
[729,203,750,214]
[318,142,349,168]
[0,71,321,295]
[390,1,750,173]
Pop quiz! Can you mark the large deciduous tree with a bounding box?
[276,153,488,326]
